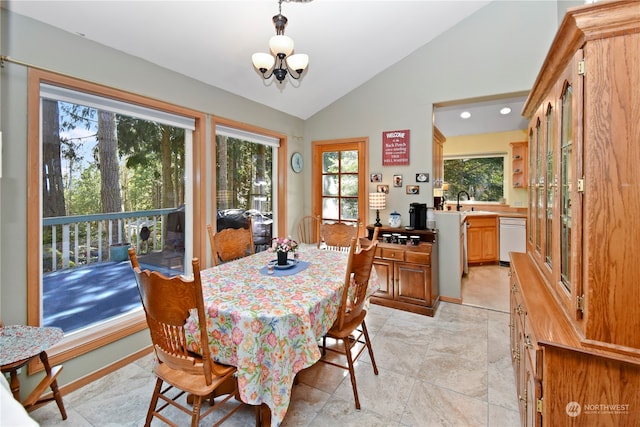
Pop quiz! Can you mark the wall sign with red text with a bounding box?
[382,129,410,166]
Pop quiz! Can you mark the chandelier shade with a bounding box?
[252,0,309,84]
[269,35,294,57]
[251,53,276,71]
[286,54,309,73]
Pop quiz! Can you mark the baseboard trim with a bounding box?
[44,346,153,401]
[440,296,462,304]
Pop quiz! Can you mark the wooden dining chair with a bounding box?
[128,248,251,427]
[318,221,359,252]
[297,215,320,244]
[358,226,380,250]
[207,217,255,266]
[319,238,379,409]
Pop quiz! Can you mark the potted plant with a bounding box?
[268,237,298,265]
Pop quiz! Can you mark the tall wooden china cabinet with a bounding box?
[511,1,640,426]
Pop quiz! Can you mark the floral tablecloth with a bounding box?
[185,247,375,426]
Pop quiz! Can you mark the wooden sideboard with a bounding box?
[365,225,439,316]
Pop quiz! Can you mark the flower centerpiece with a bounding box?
[269,237,299,265]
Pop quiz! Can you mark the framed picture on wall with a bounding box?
[393,175,403,187]
[377,184,389,194]
[416,173,429,183]
[370,173,382,182]
[406,185,420,195]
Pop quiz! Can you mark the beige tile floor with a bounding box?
[461,265,511,313]
[30,266,519,427]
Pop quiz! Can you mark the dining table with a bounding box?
[184,245,378,427]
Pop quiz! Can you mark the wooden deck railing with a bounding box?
[42,208,181,272]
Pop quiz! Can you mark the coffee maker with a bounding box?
[409,203,427,230]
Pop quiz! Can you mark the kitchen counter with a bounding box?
[440,210,526,223]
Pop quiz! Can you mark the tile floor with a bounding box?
[461,264,511,313]
[30,266,519,427]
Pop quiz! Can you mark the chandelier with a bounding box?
[251,0,309,84]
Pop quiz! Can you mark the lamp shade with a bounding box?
[252,52,275,71]
[269,35,294,57]
[369,192,387,210]
[286,53,309,73]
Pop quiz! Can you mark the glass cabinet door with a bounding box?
[559,82,573,294]
[536,117,544,255]
[545,103,554,269]
[528,127,536,246]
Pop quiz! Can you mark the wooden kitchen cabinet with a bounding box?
[465,215,498,265]
[510,141,528,188]
[511,2,640,425]
[433,126,446,188]
[366,226,439,316]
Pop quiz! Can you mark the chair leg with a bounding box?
[342,337,361,410]
[145,378,163,427]
[191,395,202,427]
[361,320,379,375]
[255,405,262,427]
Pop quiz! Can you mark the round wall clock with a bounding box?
[291,152,303,173]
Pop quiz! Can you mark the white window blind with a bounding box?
[215,124,280,147]
[40,83,195,130]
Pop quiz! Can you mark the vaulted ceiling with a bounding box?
[6,0,528,135]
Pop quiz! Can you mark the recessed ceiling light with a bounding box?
[500,107,512,115]
[460,111,471,119]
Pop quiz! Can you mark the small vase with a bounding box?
[277,251,289,266]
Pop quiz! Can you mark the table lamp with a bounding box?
[369,192,387,227]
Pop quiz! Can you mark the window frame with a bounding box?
[211,116,287,246]
[26,69,207,370]
[311,137,369,231]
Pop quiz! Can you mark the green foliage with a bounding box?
[126,164,161,211]
[444,157,504,202]
[340,150,358,173]
[215,136,273,212]
[67,164,102,215]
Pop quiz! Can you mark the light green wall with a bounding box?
[444,130,528,207]
[304,1,558,225]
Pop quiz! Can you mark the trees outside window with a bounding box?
[444,156,504,202]
[28,71,200,369]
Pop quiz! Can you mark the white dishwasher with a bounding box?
[499,217,526,266]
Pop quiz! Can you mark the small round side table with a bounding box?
[0,325,67,419]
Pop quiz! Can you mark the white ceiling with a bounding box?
[5,0,528,135]
[434,94,528,137]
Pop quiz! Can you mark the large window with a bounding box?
[444,155,505,202]
[28,69,204,364]
[215,124,277,250]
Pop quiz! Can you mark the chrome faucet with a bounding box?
[457,191,470,211]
